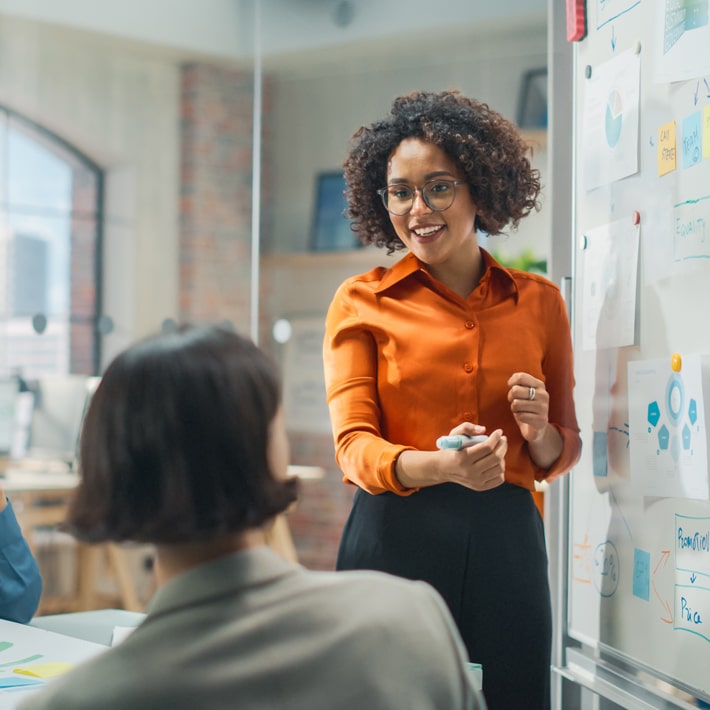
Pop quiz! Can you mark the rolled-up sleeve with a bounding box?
[535,289,582,482]
[324,281,415,495]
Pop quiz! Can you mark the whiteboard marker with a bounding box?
[436,434,487,450]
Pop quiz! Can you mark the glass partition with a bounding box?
[0,4,257,612]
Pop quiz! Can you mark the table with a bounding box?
[31,609,146,646]
[0,618,106,708]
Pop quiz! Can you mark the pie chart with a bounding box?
[605,90,623,148]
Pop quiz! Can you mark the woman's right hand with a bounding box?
[439,424,507,492]
[394,424,507,491]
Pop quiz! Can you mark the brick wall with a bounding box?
[179,63,259,329]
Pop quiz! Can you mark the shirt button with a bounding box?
[463,362,473,373]
[462,411,473,421]
[465,320,475,329]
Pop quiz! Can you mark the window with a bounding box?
[0,107,102,377]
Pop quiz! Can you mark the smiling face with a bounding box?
[386,138,480,280]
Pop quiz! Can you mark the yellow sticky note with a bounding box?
[13,662,74,679]
[703,106,710,159]
[658,120,677,176]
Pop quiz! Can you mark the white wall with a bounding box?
[0,15,181,367]
[0,0,248,63]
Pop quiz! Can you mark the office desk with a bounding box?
[0,618,106,708]
[31,609,145,646]
[2,471,78,537]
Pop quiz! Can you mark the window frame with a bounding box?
[0,104,104,375]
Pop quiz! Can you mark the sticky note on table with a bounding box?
[14,662,74,679]
[0,676,42,688]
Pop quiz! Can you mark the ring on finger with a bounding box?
[528,386,536,401]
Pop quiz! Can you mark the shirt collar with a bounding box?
[479,247,520,303]
[373,251,420,293]
[374,247,519,302]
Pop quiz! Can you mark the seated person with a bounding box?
[0,486,42,623]
[20,324,485,710]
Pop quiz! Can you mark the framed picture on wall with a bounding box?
[516,67,548,130]
[310,171,361,251]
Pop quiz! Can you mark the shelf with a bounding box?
[521,129,547,151]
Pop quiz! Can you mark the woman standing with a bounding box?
[323,90,581,710]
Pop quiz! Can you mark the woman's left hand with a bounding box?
[507,372,563,470]
[506,372,549,444]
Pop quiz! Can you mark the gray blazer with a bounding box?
[20,546,485,710]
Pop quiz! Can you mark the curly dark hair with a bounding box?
[343,90,541,254]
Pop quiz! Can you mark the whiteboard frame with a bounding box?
[548,0,710,706]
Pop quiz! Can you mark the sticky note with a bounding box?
[0,676,42,688]
[593,431,608,477]
[0,654,42,669]
[658,120,676,176]
[633,548,650,601]
[704,106,710,159]
[681,111,702,169]
[13,662,74,679]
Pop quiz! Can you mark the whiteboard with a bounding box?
[568,0,710,700]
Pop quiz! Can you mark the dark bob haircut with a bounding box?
[67,324,299,544]
[343,90,542,254]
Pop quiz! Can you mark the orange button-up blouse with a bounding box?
[323,249,581,496]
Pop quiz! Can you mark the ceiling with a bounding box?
[0,0,548,71]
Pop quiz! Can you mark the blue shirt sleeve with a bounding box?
[0,500,43,623]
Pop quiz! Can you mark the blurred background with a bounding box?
[0,0,550,612]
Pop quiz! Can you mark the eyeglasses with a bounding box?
[377,179,467,216]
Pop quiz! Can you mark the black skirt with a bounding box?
[336,482,552,710]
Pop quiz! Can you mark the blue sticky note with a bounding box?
[593,431,608,477]
[0,676,42,688]
[633,548,650,601]
[681,111,702,169]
